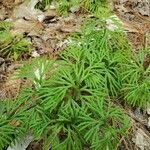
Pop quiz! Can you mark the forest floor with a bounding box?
[1,0,150,150]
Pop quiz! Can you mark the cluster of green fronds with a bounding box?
[0,21,131,149]
[2,17,150,149]
[57,0,81,16]
[81,0,110,17]
[0,21,31,60]
[77,19,150,108]
[0,97,29,149]
[36,0,79,14]
[73,19,132,97]
[36,0,110,17]
[121,51,150,108]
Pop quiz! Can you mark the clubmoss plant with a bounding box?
[0,20,132,149]
[121,50,150,108]
[36,0,110,17]
[0,21,31,60]
[81,0,110,17]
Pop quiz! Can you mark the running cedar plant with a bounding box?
[121,51,150,108]
[81,0,110,17]
[0,22,132,149]
[0,87,43,149]
[0,26,131,149]
[0,53,129,150]
[0,21,31,60]
[36,0,80,15]
[57,0,80,16]
[36,0,109,17]
[73,19,131,97]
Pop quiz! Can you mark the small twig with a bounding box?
[123,138,131,150]
[0,43,12,52]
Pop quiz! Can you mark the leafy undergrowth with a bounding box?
[0,21,133,149]
[36,0,110,17]
[2,17,150,149]
[1,1,150,150]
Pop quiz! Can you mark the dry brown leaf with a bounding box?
[11,19,44,35]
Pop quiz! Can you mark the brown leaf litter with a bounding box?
[112,0,150,49]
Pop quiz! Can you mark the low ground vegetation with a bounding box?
[0,0,150,150]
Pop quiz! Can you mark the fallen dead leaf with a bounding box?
[12,0,42,20]
[11,19,44,35]
[132,128,150,150]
